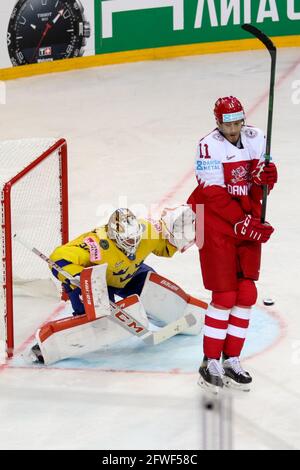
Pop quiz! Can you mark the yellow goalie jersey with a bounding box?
[50,218,177,288]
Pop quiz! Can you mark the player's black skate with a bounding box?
[30,343,44,364]
[198,356,224,394]
[222,356,252,392]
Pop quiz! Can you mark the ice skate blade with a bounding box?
[197,377,223,395]
[20,351,41,366]
[223,376,251,392]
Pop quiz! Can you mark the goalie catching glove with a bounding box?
[161,204,195,252]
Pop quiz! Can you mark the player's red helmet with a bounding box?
[214,96,245,123]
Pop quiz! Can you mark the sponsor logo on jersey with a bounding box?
[196,159,221,171]
[226,155,236,160]
[100,239,109,250]
[84,237,101,262]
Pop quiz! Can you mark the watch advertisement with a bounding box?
[0,0,94,68]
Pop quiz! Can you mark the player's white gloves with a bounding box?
[161,205,195,252]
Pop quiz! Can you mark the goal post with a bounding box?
[0,138,69,358]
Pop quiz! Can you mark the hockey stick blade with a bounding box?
[143,313,197,346]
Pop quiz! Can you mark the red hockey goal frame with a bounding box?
[1,138,69,357]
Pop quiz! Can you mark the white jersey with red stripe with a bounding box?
[195,125,266,198]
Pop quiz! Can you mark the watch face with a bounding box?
[7,0,89,65]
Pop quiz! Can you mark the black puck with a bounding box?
[205,402,214,410]
[263,298,274,306]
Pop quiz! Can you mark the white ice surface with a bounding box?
[0,47,300,450]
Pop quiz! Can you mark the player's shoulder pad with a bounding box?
[243,125,265,140]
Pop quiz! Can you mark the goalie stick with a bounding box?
[13,235,198,346]
[241,24,277,223]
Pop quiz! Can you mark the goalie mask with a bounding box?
[107,208,144,258]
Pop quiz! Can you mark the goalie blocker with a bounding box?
[32,266,206,365]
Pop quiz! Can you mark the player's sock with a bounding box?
[203,305,230,358]
[223,306,251,357]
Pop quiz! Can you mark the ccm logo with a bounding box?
[241,215,251,235]
[114,311,145,334]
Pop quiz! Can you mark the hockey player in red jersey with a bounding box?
[187,96,278,392]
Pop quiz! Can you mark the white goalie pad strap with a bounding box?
[182,296,207,336]
[80,263,110,320]
[37,294,149,365]
[140,272,207,335]
[161,204,195,252]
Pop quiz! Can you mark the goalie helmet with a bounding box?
[214,96,245,123]
[107,208,144,258]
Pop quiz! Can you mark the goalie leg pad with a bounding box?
[140,272,206,335]
[80,264,111,320]
[36,294,149,365]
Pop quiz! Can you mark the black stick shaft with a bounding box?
[242,24,277,223]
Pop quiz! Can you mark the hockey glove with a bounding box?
[234,215,274,243]
[252,161,278,187]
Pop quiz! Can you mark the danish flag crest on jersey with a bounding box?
[231,164,250,184]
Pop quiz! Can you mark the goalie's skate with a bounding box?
[30,343,44,364]
[198,358,224,394]
[223,356,252,392]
